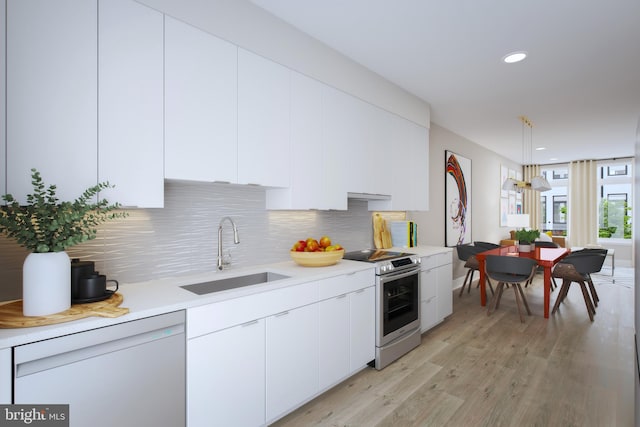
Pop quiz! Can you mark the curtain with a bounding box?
[568,160,598,247]
[523,165,542,229]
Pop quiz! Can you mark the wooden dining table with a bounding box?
[476,245,570,318]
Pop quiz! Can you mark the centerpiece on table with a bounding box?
[0,169,127,316]
[514,228,540,252]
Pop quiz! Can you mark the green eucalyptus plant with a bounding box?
[0,168,127,253]
[514,228,540,245]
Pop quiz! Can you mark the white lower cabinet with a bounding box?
[420,267,439,333]
[420,251,453,333]
[437,257,454,319]
[318,294,350,390]
[349,286,375,370]
[266,304,319,422]
[187,319,266,427]
[186,268,375,426]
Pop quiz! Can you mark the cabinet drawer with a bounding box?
[187,280,319,338]
[318,269,375,300]
[421,251,452,269]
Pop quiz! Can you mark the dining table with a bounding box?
[476,245,570,318]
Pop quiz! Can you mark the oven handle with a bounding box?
[379,266,421,284]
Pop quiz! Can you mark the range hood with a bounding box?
[347,192,391,201]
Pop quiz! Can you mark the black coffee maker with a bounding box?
[71,259,118,303]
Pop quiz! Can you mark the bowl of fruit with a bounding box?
[290,236,344,267]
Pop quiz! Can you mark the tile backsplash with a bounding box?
[0,180,375,301]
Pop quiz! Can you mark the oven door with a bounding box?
[377,267,421,347]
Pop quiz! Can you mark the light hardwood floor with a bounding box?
[272,267,635,427]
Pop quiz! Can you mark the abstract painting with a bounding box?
[445,150,471,246]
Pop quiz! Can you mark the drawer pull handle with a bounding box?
[275,311,289,318]
[242,320,259,327]
[336,294,347,299]
[355,289,365,294]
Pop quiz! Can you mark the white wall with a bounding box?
[135,0,430,127]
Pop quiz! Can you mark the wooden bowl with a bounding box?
[290,249,344,267]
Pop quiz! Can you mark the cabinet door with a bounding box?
[7,0,97,203]
[420,268,439,332]
[164,17,238,183]
[388,116,430,211]
[266,304,319,422]
[323,87,364,194]
[318,294,350,390]
[98,0,164,208]
[349,286,375,371]
[238,49,290,187]
[266,71,325,209]
[188,319,266,427]
[437,263,453,319]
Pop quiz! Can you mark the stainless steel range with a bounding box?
[343,249,422,370]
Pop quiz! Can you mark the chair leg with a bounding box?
[487,282,504,315]
[486,277,495,296]
[559,279,571,304]
[587,278,599,306]
[516,283,532,315]
[578,281,595,321]
[468,270,475,292]
[512,283,525,323]
[495,282,505,310]
[459,269,472,297]
[552,280,571,314]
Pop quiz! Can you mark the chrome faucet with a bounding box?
[217,216,240,270]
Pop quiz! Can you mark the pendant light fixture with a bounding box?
[501,116,552,192]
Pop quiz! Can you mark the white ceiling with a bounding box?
[250,0,640,165]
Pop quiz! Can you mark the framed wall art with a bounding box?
[445,150,471,246]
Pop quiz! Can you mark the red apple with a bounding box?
[319,236,331,248]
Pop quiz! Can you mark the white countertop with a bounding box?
[0,245,451,349]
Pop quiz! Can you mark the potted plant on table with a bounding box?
[0,169,127,316]
[514,228,540,252]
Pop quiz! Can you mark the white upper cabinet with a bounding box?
[266,71,336,209]
[98,0,164,208]
[164,17,238,183]
[238,49,291,187]
[323,87,363,194]
[6,0,97,203]
[370,115,430,211]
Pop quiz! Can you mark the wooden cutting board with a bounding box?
[372,212,405,249]
[0,293,129,328]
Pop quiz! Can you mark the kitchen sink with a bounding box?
[180,271,290,295]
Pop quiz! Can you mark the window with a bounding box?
[598,160,632,239]
[607,164,628,177]
[540,165,568,234]
[553,196,567,224]
[552,168,568,180]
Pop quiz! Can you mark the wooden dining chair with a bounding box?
[456,244,494,297]
[551,253,606,321]
[473,241,501,250]
[485,255,537,323]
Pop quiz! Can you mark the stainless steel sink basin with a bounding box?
[180,272,290,295]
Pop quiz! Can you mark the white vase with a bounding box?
[519,244,532,252]
[23,252,71,316]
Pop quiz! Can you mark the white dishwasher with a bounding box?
[13,310,185,427]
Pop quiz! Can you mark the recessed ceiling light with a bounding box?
[549,158,558,161]
[502,51,527,64]
[535,147,546,151]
